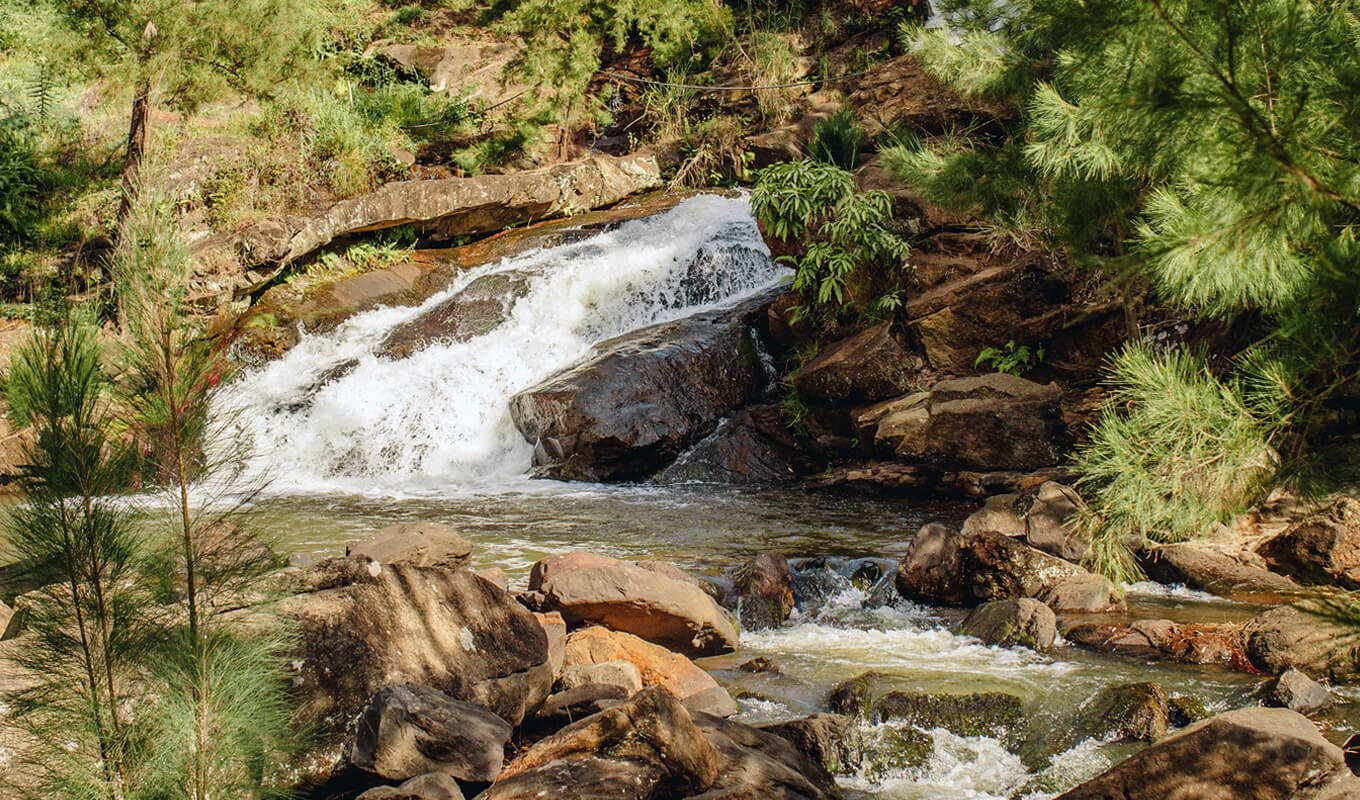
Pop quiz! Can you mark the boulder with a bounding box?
[537,563,738,657]
[896,374,1067,472]
[562,627,738,716]
[532,684,631,728]
[873,691,1022,736]
[478,756,665,800]
[1141,542,1300,598]
[1038,574,1127,614]
[528,552,708,592]
[379,272,531,359]
[1024,481,1090,562]
[532,611,566,680]
[894,523,970,606]
[960,598,1057,650]
[964,530,1088,603]
[854,392,930,454]
[960,492,1025,537]
[346,522,473,569]
[496,686,718,795]
[1055,708,1360,800]
[1257,498,1360,589]
[348,683,511,783]
[555,661,644,695]
[284,153,663,263]
[759,713,860,776]
[654,404,806,484]
[358,772,464,800]
[509,303,768,481]
[689,713,838,800]
[1267,669,1335,716]
[791,324,920,405]
[1244,606,1360,681]
[1078,682,1170,743]
[723,552,794,631]
[273,559,553,781]
[739,657,782,674]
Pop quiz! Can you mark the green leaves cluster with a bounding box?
[751,159,909,318]
[906,0,1360,578]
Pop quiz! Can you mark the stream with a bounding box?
[209,195,1359,798]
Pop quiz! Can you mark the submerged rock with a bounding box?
[1055,708,1360,799]
[1079,682,1171,743]
[379,272,532,359]
[509,302,769,482]
[345,522,473,569]
[348,683,511,784]
[1257,498,1360,590]
[960,597,1057,650]
[828,672,1022,736]
[723,551,795,631]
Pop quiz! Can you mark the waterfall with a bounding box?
[211,194,789,495]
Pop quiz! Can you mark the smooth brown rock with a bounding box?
[759,714,860,776]
[1244,606,1360,681]
[346,522,473,569]
[479,756,664,800]
[1039,574,1127,614]
[1258,498,1360,589]
[1024,481,1090,562]
[898,374,1067,472]
[527,552,705,593]
[655,404,806,484]
[1055,708,1360,800]
[556,660,644,695]
[894,523,970,606]
[509,303,768,482]
[1267,669,1335,716]
[792,324,920,405]
[961,598,1057,650]
[724,552,794,631]
[539,563,737,657]
[961,493,1025,538]
[348,683,510,783]
[532,611,566,680]
[562,627,738,716]
[497,686,718,795]
[1142,542,1300,599]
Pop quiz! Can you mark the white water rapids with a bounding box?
[212,195,786,494]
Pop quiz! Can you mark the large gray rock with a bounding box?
[960,598,1057,650]
[723,552,794,632]
[1055,708,1360,800]
[538,562,738,657]
[792,323,920,404]
[1258,498,1360,589]
[1023,481,1090,562]
[348,683,510,783]
[1267,669,1335,716]
[346,522,473,569]
[273,558,553,783]
[509,303,769,481]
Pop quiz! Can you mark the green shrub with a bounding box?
[974,340,1044,376]
[0,111,43,244]
[809,107,867,170]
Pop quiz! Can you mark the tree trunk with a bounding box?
[116,80,151,237]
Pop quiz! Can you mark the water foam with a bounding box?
[211,195,786,494]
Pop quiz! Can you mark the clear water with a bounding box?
[210,195,1358,799]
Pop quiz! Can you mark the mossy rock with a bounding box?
[860,726,934,782]
[1168,694,1209,727]
[827,671,896,717]
[1018,682,1170,770]
[873,691,1024,737]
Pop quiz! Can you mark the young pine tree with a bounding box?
[3,310,152,800]
[115,203,295,800]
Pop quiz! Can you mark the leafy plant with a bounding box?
[751,159,909,321]
[809,107,867,170]
[974,340,1044,376]
[0,109,44,245]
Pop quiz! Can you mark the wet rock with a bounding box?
[1267,668,1335,715]
[1065,619,1246,666]
[379,272,531,359]
[285,153,663,263]
[738,657,781,674]
[965,530,1088,603]
[655,404,805,484]
[1141,542,1300,599]
[496,686,718,795]
[759,714,861,776]
[960,492,1025,537]
[1079,682,1170,743]
[1168,695,1210,727]
[358,772,464,800]
[827,671,895,717]
[689,712,839,800]
[533,684,630,728]
[274,559,552,783]
[792,323,920,405]
[348,683,511,783]
[479,756,664,800]
[723,552,794,631]
[1055,708,1360,799]
[556,660,643,695]
[1258,498,1360,589]
[562,627,738,716]
[345,522,473,569]
[537,562,738,657]
[1244,606,1360,681]
[960,598,1057,650]
[509,302,768,482]
[874,691,1023,736]
[896,374,1068,472]
[894,523,969,606]
[1039,574,1127,614]
[789,558,853,610]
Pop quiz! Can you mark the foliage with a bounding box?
[0,108,44,245]
[809,107,867,170]
[974,340,1044,377]
[751,159,909,321]
[2,309,151,800]
[907,0,1360,578]
[742,30,802,123]
[671,115,754,188]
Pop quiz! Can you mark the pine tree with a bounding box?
[894,0,1360,578]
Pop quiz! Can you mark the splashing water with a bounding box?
[211,195,787,495]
